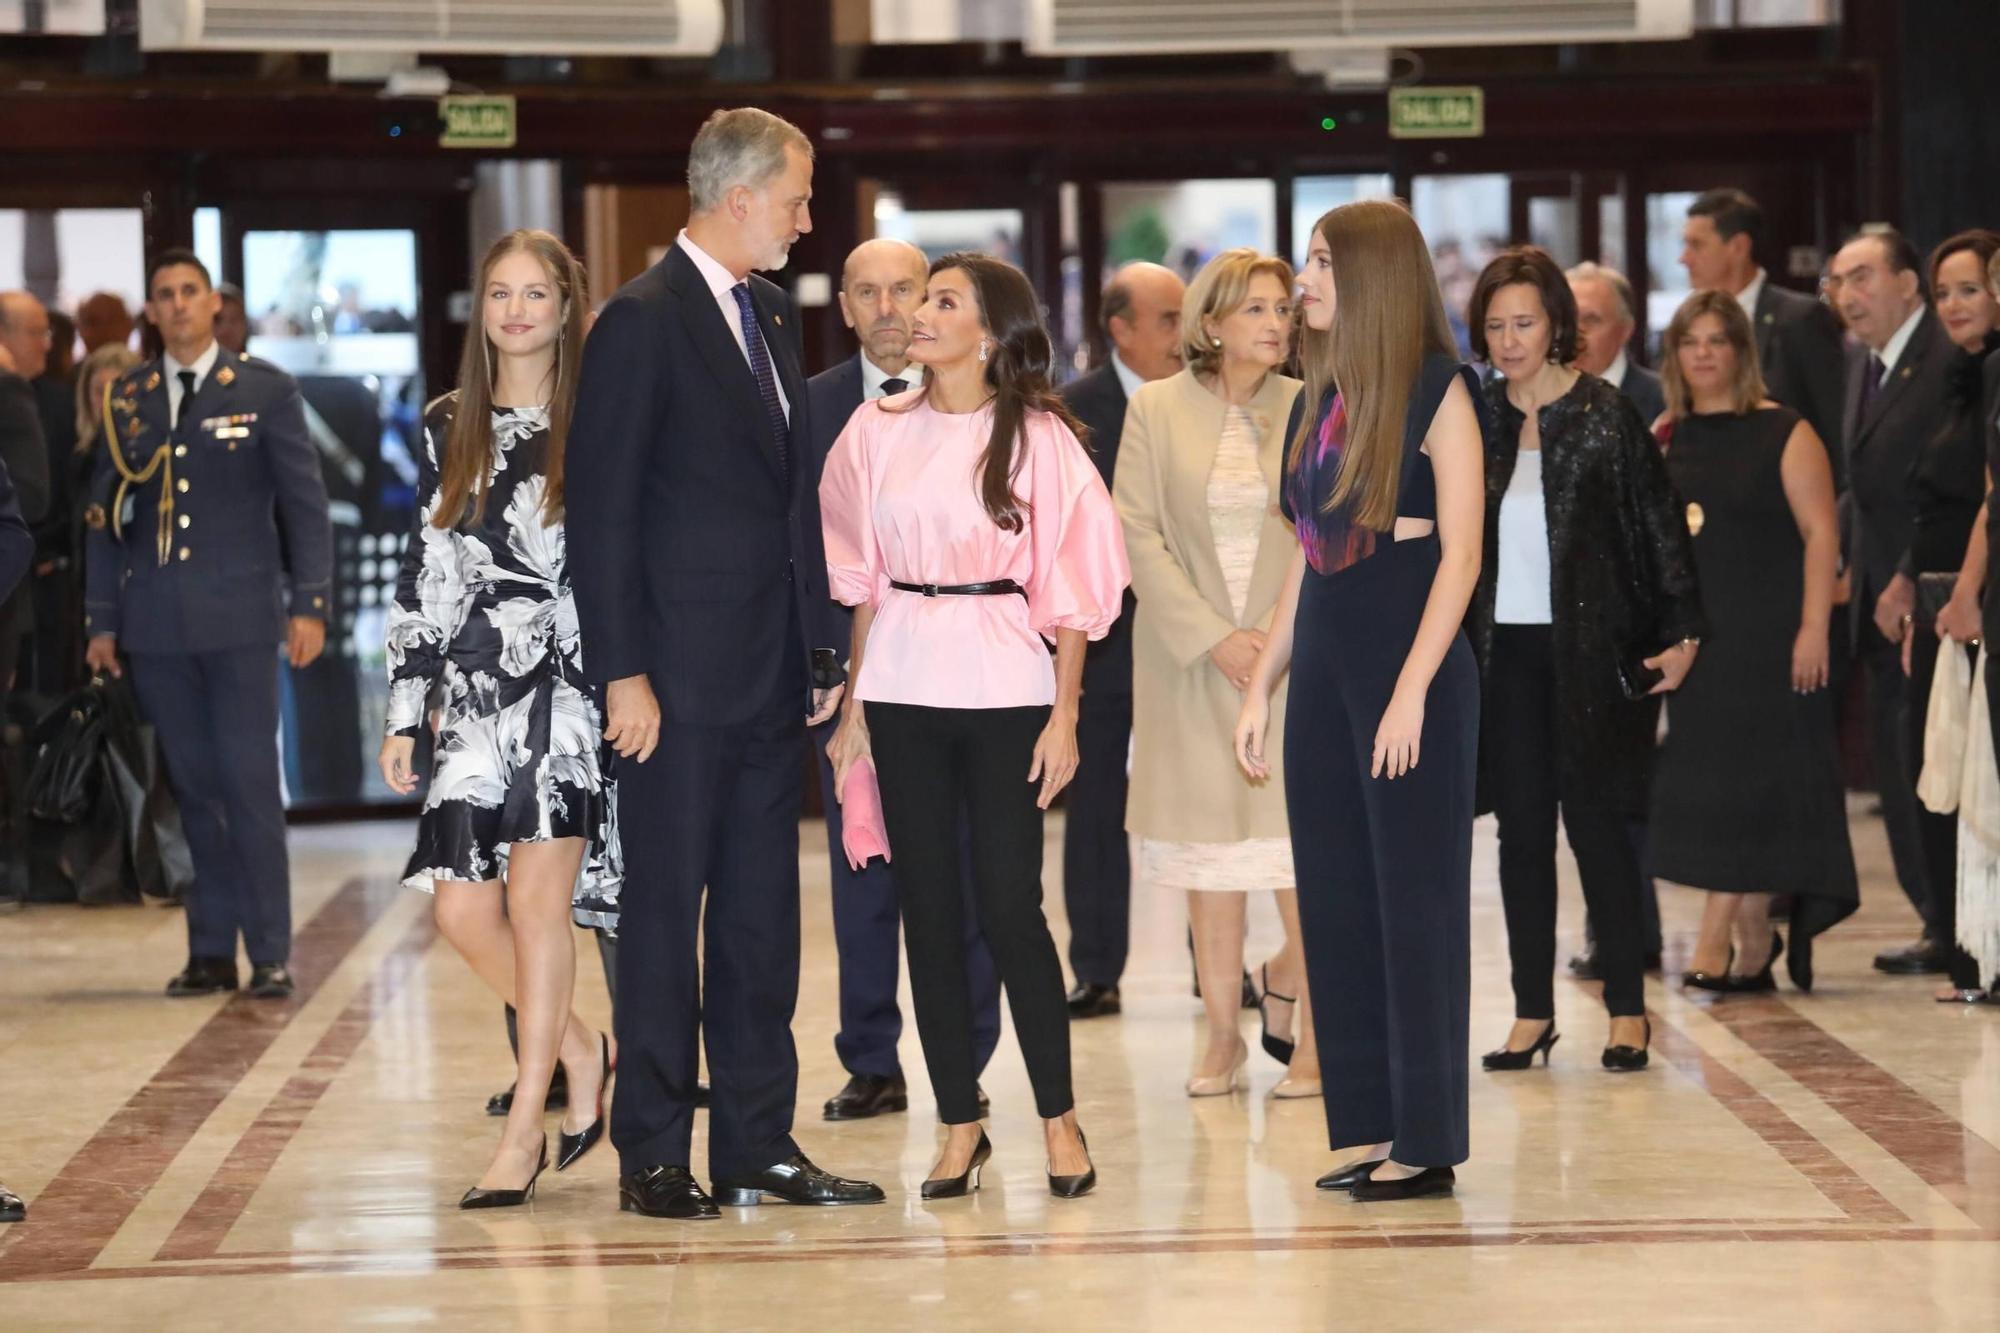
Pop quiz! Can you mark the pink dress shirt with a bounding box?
[820,392,1131,709]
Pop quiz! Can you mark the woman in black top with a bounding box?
[1917,229,2000,1001]
[1466,247,1704,1074]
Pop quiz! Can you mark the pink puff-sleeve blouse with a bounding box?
[819,391,1131,709]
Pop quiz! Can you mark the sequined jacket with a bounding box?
[1469,372,1706,814]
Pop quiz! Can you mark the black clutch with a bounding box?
[1914,571,1959,631]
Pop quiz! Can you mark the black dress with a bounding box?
[1648,406,1857,984]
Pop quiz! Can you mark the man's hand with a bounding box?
[85,633,121,679]
[286,616,326,669]
[808,683,845,727]
[605,674,661,763]
[1873,572,1916,645]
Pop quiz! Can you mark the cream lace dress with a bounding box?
[1139,405,1295,893]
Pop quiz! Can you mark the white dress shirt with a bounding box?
[1110,350,1147,402]
[1604,349,1631,390]
[860,352,917,401]
[1875,304,1925,376]
[1735,268,1767,322]
[164,339,222,428]
[676,230,791,423]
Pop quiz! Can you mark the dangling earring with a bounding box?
[977,340,989,364]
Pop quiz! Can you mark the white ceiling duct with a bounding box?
[137,0,726,56]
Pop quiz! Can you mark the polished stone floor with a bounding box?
[1,803,1995,1331]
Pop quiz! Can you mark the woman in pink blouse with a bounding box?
[822,252,1130,1201]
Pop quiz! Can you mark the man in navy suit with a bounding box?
[567,108,882,1220]
[83,249,332,1001]
[805,238,1002,1121]
[0,451,33,1225]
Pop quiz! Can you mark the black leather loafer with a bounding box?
[248,964,295,999]
[823,1073,908,1121]
[712,1153,885,1207]
[1350,1166,1455,1202]
[1874,939,1948,975]
[1315,1158,1386,1191]
[1066,982,1122,1019]
[166,957,238,997]
[619,1165,720,1220]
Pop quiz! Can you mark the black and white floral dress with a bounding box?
[385,394,621,929]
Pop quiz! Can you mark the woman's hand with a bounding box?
[1643,640,1699,694]
[605,674,661,763]
[829,705,870,800]
[1792,624,1830,693]
[1208,629,1268,692]
[1372,686,1424,780]
[378,735,419,795]
[1937,589,1982,646]
[1233,686,1271,780]
[1028,708,1080,810]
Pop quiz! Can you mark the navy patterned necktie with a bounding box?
[879,377,909,396]
[730,282,790,479]
[1859,353,1886,419]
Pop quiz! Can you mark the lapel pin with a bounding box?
[216,365,236,387]
[1900,366,1913,379]
[774,313,784,327]
[144,371,161,391]
[1685,502,1706,536]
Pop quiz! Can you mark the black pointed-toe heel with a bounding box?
[1315,1157,1386,1192]
[556,1033,612,1172]
[1255,963,1298,1066]
[1481,1023,1559,1071]
[1047,1130,1095,1199]
[1682,944,1737,992]
[460,1136,549,1209]
[921,1130,993,1201]
[1718,931,1783,994]
[1601,1018,1652,1073]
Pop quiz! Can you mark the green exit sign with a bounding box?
[440,95,517,149]
[1388,87,1484,140]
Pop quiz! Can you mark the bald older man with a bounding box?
[1058,261,1185,1018]
[805,238,1002,1121]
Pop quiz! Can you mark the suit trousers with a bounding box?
[1061,693,1132,988]
[128,646,292,966]
[608,637,806,1180]
[1861,620,1934,927]
[811,719,999,1081]
[869,702,1073,1125]
[1905,629,1983,988]
[1486,626,1648,1020]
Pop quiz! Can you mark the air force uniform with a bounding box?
[84,341,332,968]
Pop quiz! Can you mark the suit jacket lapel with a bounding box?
[1861,311,1936,438]
[1754,286,1780,367]
[665,249,782,479]
[747,280,809,489]
[1841,344,1867,454]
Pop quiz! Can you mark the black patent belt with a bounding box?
[889,578,1025,598]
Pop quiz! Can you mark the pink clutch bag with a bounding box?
[840,757,891,870]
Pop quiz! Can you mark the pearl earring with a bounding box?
[1210,335,1222,348]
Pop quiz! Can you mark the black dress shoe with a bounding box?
[1601,1018,1652,1073]
[166,957,238,997]
[556,1032,611,1172]
[0,1184,23,1222]
[1315,1158,1386,1191]
[1047,1130,1095,1199]
[620,1165,719,1220]
[921,1130,993,1200]
[459,1136,548,1209]
[1351,1165,1455,1202]
[247,964,294,999]
[487,1067,568,1117]
[1066,982,1122,1019]
[823,1073,909,1121]
[712,1154,886,1207]
[1874,938,1949,975]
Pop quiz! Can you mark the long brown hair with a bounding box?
[1289,201,1456,530]
[1659,288,1767,419]
[895,251,1085,532]
[434,229,589,528]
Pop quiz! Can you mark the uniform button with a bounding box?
[177,479,189,493]
[312,596,325,608]
[178,515,191,529]
[178,547,191,561]
[174,445,187,458]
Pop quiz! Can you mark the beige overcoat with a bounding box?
[1114,368,1303,843]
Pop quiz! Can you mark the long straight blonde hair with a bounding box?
[1289,201,1457,530]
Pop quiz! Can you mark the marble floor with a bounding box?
[1,803,1996,1331]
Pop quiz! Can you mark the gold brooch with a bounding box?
[216,365,236,387]
[1685,501,1705,536]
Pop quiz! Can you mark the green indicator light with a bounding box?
[1320,116,1338,130]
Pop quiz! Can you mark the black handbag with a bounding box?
[25,681,111,823]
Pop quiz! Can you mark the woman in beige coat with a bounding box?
[1115,249,1317,1098]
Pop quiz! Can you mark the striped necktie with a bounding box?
[730,282,790,479]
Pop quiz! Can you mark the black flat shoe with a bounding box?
[1066,982,1122,1019]
[921,1130,993,1201]
[1717,931,1784,994]
[620,1164,719,1220]
[713,1153,886,1207]
[1048,1130,1095,1199]
[1315,1158,1386,1191]
[1481,1023,1558,1071]
[0,1184,23,1223]
[1254,964,1297,1066]
[166,957,238,997]
[1602,1018,1652,1073]
[1351,1165,1455,1202]
[247,964,294,999]
[487,1067,568,1117]
[556,1032,612,1171]
[459,1136,548,1209]
[823,1072,909,1121]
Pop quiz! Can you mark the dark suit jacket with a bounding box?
[1061,364,1136,700]
[1755,281,1847,480]
[806,354,868,652]
[0,371,52,657]
[1616,361,1667,428]
[1843,308,1957,611]
[0,454,34,602]
[567,243,841,725]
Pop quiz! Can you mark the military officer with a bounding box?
[83,248,333,1000]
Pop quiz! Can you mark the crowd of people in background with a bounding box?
[5,110,1998,1229]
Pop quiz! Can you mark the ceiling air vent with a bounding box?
[137,0,725,56]
[1024,0,1694,54]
